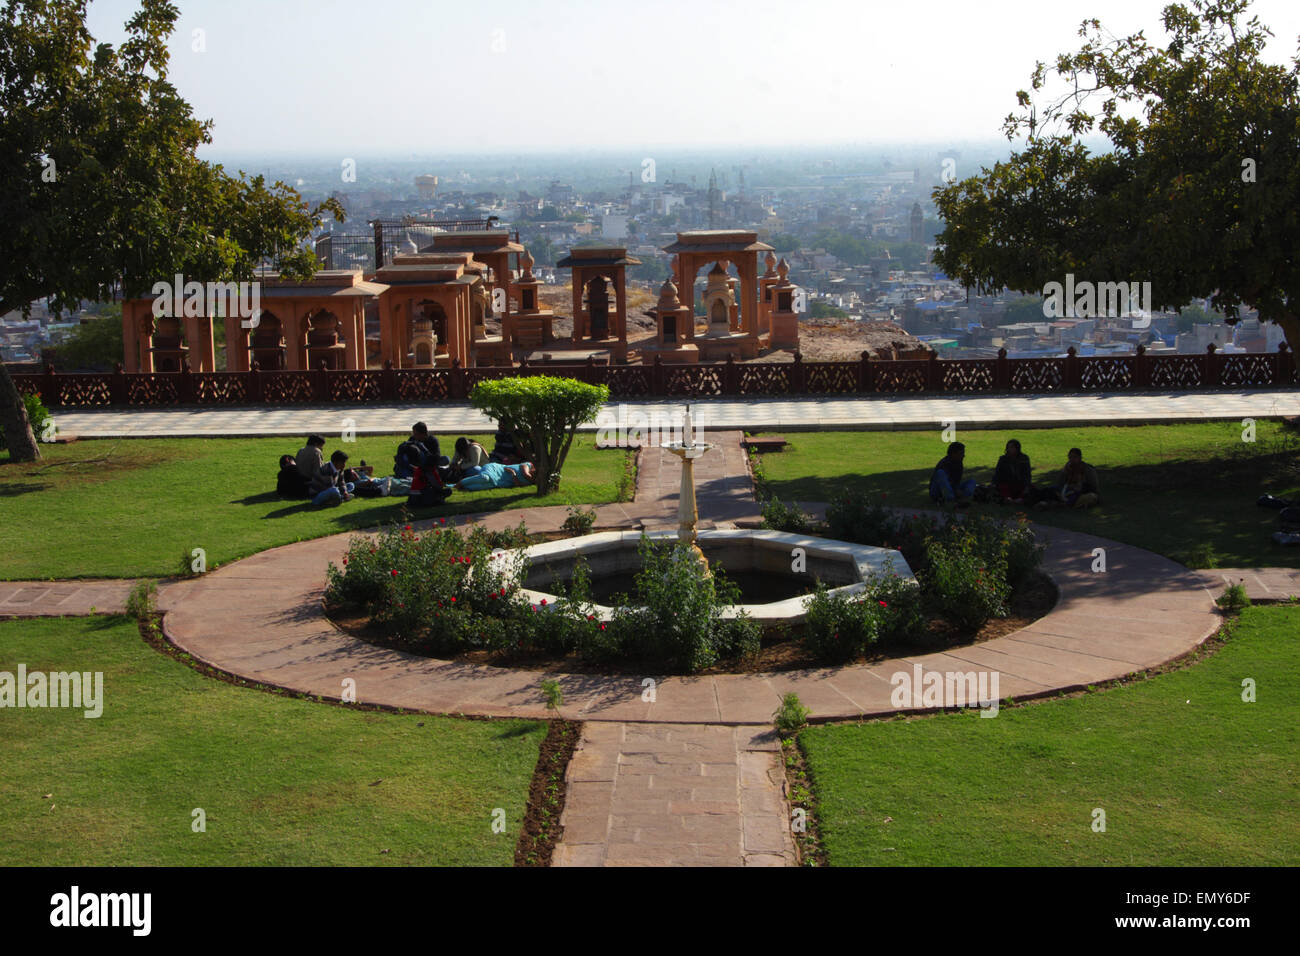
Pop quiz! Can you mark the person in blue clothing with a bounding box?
[455,460,536,491]
[929,441,975,505]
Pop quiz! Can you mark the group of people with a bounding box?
[275,421,537,509]
[930,440,1101,509]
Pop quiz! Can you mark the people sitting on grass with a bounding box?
[993,439,1033,504]
[394,422,451,481]
[450,437,490,481]
[310,449,356,507]
[276,454,310,499]
[405,457,453,509]
[295,434,330,492]
[929,441,975,506]
[1035,447,1101,509]
[455,460,536,491]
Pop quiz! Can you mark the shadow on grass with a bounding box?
[232,491,282,506]
[764,450,1300,569]
[0,481,48,497]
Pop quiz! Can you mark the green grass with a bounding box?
[0,433,630,579]
[753,421,1300,568]
[800,604,1300,866]
[0,616,545,865]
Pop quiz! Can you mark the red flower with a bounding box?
[540,598,548,606]
[390,569,398,577]
[450,596,456,603]
[439,518,446,525]
[342,557,348,565]
[879,600,888,607]
[599,623,606,631]
[499,587,506,596]
[404,524,412,531]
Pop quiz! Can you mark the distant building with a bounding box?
[910,203,924,244]
[415,175,438,201]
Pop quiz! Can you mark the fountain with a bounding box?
[501,407,918,625]
[661,404,712,576]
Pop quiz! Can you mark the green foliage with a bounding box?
[933,0,1300,357]
[773,692,810,735]
[125,580,157,623]
[539,679,563,710]
[1216,580,1251,611]
[809,300,849,320]
[802,584,879,664]
[608,536,759,673]
[869,565,928,645]
[469,376,609,496]
[56,307,123,370]
[761,496,814,534]
[0,0,342,317]
[922,528,1011,632]
[0,391,50,450]
[561,505,597,537]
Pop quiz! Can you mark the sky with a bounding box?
[83,0,1300,156]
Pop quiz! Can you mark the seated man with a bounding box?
[456,460,536,491]
[276,454,310,499]
[405,459,453,509]
[296,434,330,491]
[393,421,450,480]
[450,436,490,480]
[929,442,975,505]
[1037,447,1101,509]
[310,450,356,507]
[993,439,1032,503]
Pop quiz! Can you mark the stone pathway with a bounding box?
[553,723,795,867]
[1193,567,1300,601]
[44,388,1300,439]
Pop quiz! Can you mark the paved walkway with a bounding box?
[44,388,1300,439]
[1193,567,1300,601]
[3,429,1273,867]
[553,723,796,867]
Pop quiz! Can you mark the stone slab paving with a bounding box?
[1194,567,1300,601]
[552,723,796,867]
[44,388,1300,439]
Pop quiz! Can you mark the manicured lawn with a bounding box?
[754,421,1300,568]
[0,433,630,579]
[800,604,1299,866]
[0,616,545,865]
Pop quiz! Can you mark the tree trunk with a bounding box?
[0,360,42,463]
[1275,314,1300,379]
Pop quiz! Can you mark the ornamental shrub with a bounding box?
[826,491,897,545]
[469,376,609,495]
[868,561,928,646]
[922,526,1010,632]
[802,582,880,664]
[761,496,814,534]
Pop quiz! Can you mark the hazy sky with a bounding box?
[84,0,1300,156]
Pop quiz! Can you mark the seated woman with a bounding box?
[993,439,1032,503]
[450,437,491,480]
[456,460,536,491]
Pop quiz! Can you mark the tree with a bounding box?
[933,0,1300,371]
[469,377,609,497]
[56,304,123,370]
[0,0,343,462]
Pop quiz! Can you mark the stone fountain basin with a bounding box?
[497,529,915,624]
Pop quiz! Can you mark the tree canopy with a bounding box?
[0,0,342,461]
[932,0,1300,364]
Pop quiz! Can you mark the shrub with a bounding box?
[609,536,755,673]
[1217,580,1251,610]
[773,693,810,735]
[561,505,597,537]
[469,376,609,495]
[922,528,1010,632]
[0,391,51,449]
[762,496,814,534]
[869,564,928,645]
[540,678,563,710]
[826,491,897,545]
[802,583,879,664]
[482,519,531,551]
[125,580,158,623]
